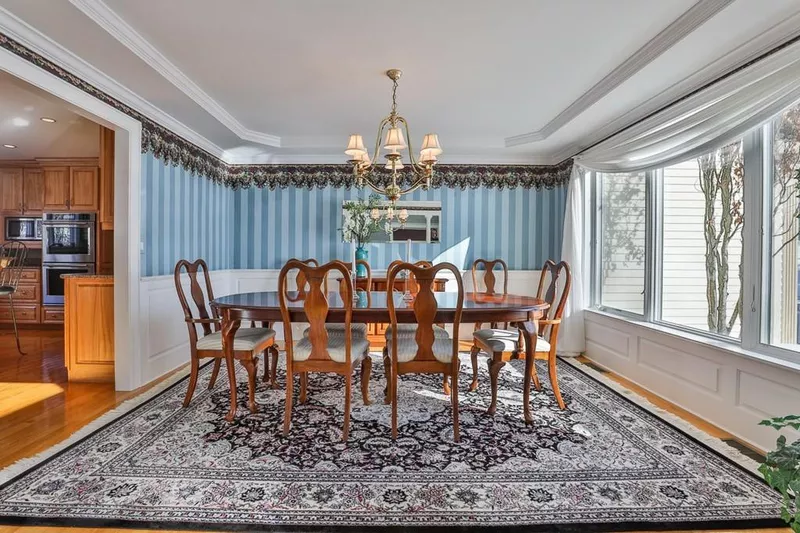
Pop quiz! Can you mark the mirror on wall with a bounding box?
[342,200,441,244]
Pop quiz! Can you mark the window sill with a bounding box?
[585,308,800,374]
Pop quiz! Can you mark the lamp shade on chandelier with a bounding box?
[345,69,442,204]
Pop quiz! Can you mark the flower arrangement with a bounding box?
[341,194,387,247]
[759,415,800,531]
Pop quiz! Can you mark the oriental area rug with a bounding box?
[0,354,783,532]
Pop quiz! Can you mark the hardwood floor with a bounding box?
[0,331,788,533]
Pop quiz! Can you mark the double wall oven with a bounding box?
[42,213,96,305]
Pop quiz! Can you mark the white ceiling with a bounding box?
[0,0,799,164]
[0,70,99,160]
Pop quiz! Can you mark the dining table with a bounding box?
[211,291,550,423]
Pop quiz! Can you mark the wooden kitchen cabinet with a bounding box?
[0,268,41,325]
[43,167,70,210]
[70,167,99,211]
[99,127,114,230]
[22,168,44,213]
[42,165,99,212]
[64,275,114,382]
[0,168,23,213]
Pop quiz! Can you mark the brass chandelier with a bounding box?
[345,69,443,205]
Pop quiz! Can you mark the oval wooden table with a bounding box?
[212,291,550,424]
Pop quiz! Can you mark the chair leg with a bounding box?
[442,374,450,395]
[283,370,294,436]
[8,294,25,355]
[360,355,372,405]
[382,347,391,405]
[262,348,271,384]
[299,372,308,404]
[548,350,566,410]
[487,354,505,415]
[469,344,480,391]
[343,372,352,442]
[451,358,460,442]
[391,363,399,440]
[242,358,258,413]
[183,353,200,407]
[207,359,221,389]
[269,346,279,389]
[530,355,542,391]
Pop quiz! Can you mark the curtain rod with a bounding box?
[570,31,800,160]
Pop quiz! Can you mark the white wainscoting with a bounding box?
[584,309,800,451]
[136,269,545,385]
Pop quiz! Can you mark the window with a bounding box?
[766,101,800,351]
[660,142,744,338]
[590,99,800,362]
[598,172,647,315]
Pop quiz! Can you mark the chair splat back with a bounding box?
[0,241,28,290]
[388,259,433,294]
[471,258,508,296]
[174,259,217,338]
[536,260,572,340]
[279,259,353,363]
[387,262,463,362]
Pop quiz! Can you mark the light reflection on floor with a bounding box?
[0,382,64,417]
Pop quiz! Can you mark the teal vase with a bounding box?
[355,246,369,278]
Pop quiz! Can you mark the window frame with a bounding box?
[589,124,800,364]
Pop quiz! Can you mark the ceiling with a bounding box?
[0,0,798,164]
[0,70,99,160]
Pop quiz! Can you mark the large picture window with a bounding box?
[766,102,800,352]
[660,143,744,338]
[591,98,800,362]
[598,172,647,315]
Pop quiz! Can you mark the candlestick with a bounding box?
[402,238,413,302]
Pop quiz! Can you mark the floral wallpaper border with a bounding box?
[0,30,572,190]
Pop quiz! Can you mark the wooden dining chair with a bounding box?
[469,258,512,389]
[386,261,464,442]
[0,241,28,355]
[174,259,279,411]
[293,258,371,340]
[278,259,372,441]
[469,259,571,414]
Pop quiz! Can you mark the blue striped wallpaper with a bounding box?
[232,185,567,270]
[141,153,567,276]
[140,152,234,276]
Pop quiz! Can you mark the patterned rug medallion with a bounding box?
[0,355,783,531]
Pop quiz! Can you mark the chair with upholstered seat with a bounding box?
[386,261,464,442]
[294,258,371,340]
[174,259,279,411]
[0,241,28,355]
[470,259,571,414]
[279,259,371,441]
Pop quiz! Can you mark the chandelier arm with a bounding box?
[396,116,425,178]
[396,176,430,196]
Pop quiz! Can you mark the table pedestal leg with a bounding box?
[222,314,240,422]
[518,319,539,425]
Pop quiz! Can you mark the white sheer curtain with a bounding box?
[557,165,585,356]
[576,39,800,172]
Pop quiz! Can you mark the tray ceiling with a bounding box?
[1,0,799,164]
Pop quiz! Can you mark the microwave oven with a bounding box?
[4,217,42,242]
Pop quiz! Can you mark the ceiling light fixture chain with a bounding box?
[345,69,443,206]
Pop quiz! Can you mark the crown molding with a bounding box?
[69,0,281,148]
[562,8,800,162]
[0,5,228,161]
[505,0,736,147]
[235,152,560,166]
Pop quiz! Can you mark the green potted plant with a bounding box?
[342,194,386,277]
[759,415,800,532]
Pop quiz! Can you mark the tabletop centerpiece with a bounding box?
[342,194,387,278]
